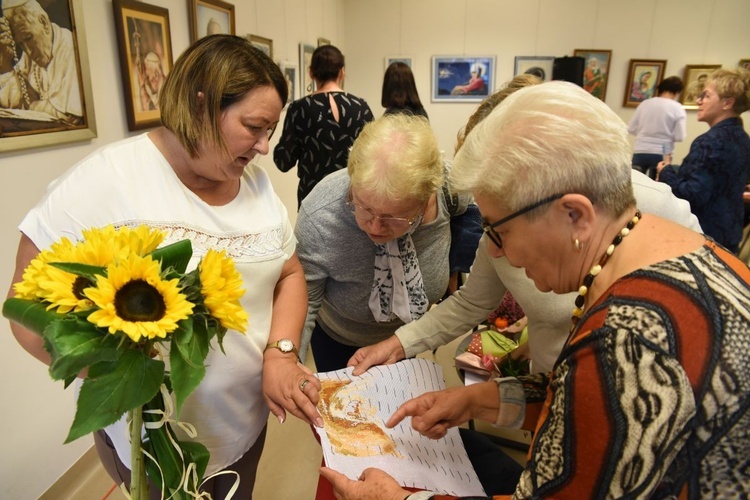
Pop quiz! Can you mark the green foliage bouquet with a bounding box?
[3,225,248,499]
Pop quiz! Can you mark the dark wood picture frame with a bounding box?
[681,64,721,109]
[188,0,235,42]
[0,0,97,153]
[112,0,173,131]
[299,43,315,96]
[623,59,667,108]
[573,49,612,101]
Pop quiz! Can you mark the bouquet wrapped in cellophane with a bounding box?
[3,225,248,499]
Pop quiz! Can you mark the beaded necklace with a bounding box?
[570,209,642,332]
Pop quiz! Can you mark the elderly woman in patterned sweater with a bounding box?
[322,81,750,499]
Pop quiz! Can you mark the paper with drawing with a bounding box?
[315,358,486,496]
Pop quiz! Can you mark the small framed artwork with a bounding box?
[623,59,666,108]
[0,0,97,153]
[279,62,297,108]
[113,0,173,131]
[431,55,495,102]
[299,43,316,96]
[188,0,235,42]
[384,56,413,72]
[681,64,721,108]
[738,59,750,71]
[513,56,555,81]
[573,49,612,101]
[317,37,331,47]
[248,34,273,60]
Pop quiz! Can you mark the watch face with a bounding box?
[279,339,294,352]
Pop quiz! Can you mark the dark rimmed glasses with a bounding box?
[482,194,564,249]
[346,190,425,230]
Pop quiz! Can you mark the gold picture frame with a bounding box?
[623,59,666,108]
[573,49,612,101]
[112,0,173,131]
[188,0,235,42]
[681,64,721,109]
[0,0,97,153]
[248,34,273,60]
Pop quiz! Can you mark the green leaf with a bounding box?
[2,298,62,337]
[45,317,121,381]
[142,392,188,496]
[180,441,210,488]
[66,350,164,443]
[150,240,193,275]
[48,262,106,280]
[170,321,206,416]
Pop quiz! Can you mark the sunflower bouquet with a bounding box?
[3,225,248,499]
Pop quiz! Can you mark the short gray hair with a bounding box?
[348,113,443,204]
[451,81,634,218]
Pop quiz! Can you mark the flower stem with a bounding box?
[129,406,149,499]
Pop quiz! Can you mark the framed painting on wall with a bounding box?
[681,64,721,108]
[573,49,612,101]
[384,56,413,72]
[113,0,173,131]
[299,43,315,96]
[739,59,750,71]
[0,0,97,153]
[248,34,273,60]
[513,56,555,81]
[279,62,297,108]
[623,59,666,108]
[317,37,331,47]
[431,55,495,102]
[188,0,235,42]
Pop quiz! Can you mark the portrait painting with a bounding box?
[299,43,315,96]
[573,49,612,101]
[623,59,666,108]
[113,0,173,131]
[0,0,96,153]
[432,55,495,102]
[681,64,721,109]
[248,34,273,60]
[513,56,555,82]
[189,0,235,42]
[384,56,412,72]
[279,62,297,108]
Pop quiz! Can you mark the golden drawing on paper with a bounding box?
[318,379,402,458]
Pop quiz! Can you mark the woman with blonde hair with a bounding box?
[295,113,466,371]
[658,68,750,253]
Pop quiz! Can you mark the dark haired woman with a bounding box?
[274,44,374,206]
[382,61,428,119]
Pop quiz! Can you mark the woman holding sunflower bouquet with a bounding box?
[6,35,321,499]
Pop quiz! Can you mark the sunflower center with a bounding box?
[114,280,167,322]
[72,276,94,300]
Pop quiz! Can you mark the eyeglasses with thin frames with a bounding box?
[346,190,425,230]
[482,194,564,249]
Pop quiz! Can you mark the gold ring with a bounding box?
[300,379,309,391]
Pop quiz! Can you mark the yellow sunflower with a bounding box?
[14,237,98,313]
[85,253,194,342]
[199,249,248,333]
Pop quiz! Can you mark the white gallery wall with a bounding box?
[0,0,748,497]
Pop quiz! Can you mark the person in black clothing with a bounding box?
[273,44,373,207]
[382,61,428,119]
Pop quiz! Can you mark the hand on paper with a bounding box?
[262,354,323,427]
[347,335,406,376]
[319,466,410,500]
[387,382,499,440]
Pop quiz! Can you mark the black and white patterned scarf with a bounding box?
[368,228,429,323]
